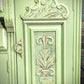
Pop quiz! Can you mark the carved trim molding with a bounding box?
[0,18,14,33]
[0,0,15,32]
[4,19,14,32]
[21,0,69,20]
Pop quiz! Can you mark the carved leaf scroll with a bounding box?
[21,0,69,19]
[36,35,55,84]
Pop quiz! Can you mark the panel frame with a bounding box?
[31,27,61,84]
[23,20,66,84]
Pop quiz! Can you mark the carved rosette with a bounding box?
[21,0,69,19]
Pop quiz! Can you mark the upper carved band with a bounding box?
[21,0,69,20]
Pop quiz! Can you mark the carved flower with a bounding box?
[36,36,55,77]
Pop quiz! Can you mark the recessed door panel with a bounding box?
[24,23,64,84]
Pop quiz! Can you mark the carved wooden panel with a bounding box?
[34,31,56,84]
[21,0,69,20]
[24,21,65,84]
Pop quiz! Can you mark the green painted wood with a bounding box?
[14,0,82,84]
[0,0,16,84]
[0,54,9,84]
[0,23,7,50]
[22,20,66,84]
[8,33,12,84]
[31,27,61,84]
[0,0,82,84]
[10,33,16,84]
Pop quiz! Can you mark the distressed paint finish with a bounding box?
[0,32,16,84]
[73,0,82,84]
[0,0,16,83]
[0,0,15,31]
[15,0,81,84]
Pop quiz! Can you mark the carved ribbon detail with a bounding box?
[36,36,55,78]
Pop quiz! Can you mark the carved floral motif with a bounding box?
[36,36,55,83]
[21,0,69,19]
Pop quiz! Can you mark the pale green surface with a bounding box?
[0,54,9,84]
[0,27,7,50]
[15,0,82,84]
[22,20,66,84]
[30,25,62,84]
[0,0,82,84]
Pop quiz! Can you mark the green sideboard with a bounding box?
[0,0,82,84]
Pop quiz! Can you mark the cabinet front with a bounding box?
[23,22,65,84]
[0,0,82,84]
